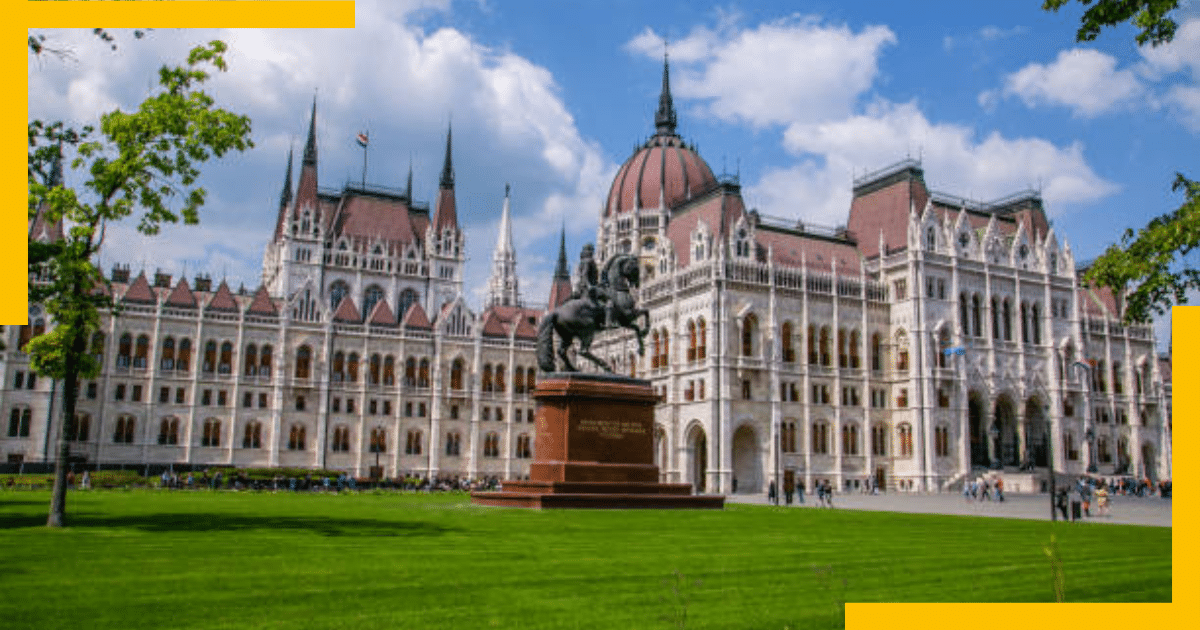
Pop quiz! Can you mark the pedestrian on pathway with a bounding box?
[996,477,1005,502]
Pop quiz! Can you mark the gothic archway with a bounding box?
[1141,442,1157,482]
[686,424,707,493]
[994,394,1019,467]
[968,391,988,467]
[732,424,761,494]
[1024,396,1049,468]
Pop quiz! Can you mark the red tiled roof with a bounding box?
[246,285,277,316]
[332,296,361,323]
[546,277,573,311]
[122,272,156,304]
[164,278,197,308]
[331,193,423,250]
[665,189,746,268]
[480,311,506,337]
[401,302,432,330]
[206,281,238,312]
[755,228,863,272]
[1077,286,1118,319]
[480,305,542,340]
[606,134,716,217]
[433,186,457,232]
[367,299,397,326]
[847,172,929,258]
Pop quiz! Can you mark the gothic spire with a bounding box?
[302,96,317,166]
[486,183,520,308]
[279,147,294,210]
[553,226,570,280]
[405,157,413,201]
[654,51,677,136]
[439,123,454,189]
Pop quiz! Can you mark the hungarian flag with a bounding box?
[356,131,369,147]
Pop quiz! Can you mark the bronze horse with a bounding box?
[537,254,649,373]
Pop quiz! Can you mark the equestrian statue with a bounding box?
[537,245,649,373]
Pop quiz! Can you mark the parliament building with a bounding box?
[4,60,1171,493]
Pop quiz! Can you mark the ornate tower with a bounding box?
[426,123,465,312]
[486,183,521,308]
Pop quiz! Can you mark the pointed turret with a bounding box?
[29,142,65,243]
[486,183,520,308]
[547,226,573,311]
[406,158,413,201]
[272,148,295,240]
[291,97,321,236]
[433,123,458,233]
[654,52,677,136]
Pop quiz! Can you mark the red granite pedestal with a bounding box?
[471,374,724,509]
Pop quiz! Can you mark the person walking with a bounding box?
[1096,484,1110,517]
[768,480,777,504]
[996,477,1005,502]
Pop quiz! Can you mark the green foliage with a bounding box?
[1042,0,1179,47]
[1084,174,1200,322]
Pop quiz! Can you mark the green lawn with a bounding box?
[0,490,1170,629]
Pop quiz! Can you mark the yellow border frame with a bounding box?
[12,3,1181,628]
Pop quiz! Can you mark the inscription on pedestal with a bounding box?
[577,418,647,439]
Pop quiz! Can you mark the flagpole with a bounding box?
[362,140,367,187]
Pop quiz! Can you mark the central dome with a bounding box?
[604,134,717,218]
[603,56,718,219]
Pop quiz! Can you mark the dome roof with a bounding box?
[604,134,717,218]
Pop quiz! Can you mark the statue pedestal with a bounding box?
[471,374,724,509]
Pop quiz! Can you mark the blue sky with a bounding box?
[27,0,1199,347]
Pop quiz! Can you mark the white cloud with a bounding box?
[758,100,1118,224]
[998,49,1146,117]
[628,17,896,127]
[1139,18,1200,77]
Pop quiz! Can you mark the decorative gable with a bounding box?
[206,281,238,312]
[246,285,278,317]
[122,272,156,304]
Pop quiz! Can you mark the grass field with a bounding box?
[0,490,1171,629]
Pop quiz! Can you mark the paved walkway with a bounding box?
[726,491,1172,527]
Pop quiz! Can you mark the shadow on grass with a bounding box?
[0,511,460,537]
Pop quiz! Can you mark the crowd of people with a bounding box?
[149,470,507,493]
[962,477,1006,502]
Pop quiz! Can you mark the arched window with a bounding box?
[483,432,500,458]
[515,434,533,459]
[177,338,192,372]
[450,359,465,390]
[369,427,387,453]
[243,343,258,376]
[218,342,233,374]
[514,367,526,394]
[1003,299,1013,341]
[959,294,969,336]
[405,430,423,455]
[158,417,179,445]
[329,281,350,311]
[133,335,150,369]
[7,407,32,438]
[819,327,831,366]
[288,424,307,451]
[113,415,136,444]
[895,331,909,372]
[90,332,105,364]
[295,346,312,379]
[659,328,670,368]
[445,431,462,456]
[495,364,506,393]
[812,421,829,455]
[331,425,350,452]
[838,328,848,368]
[1021,302,1030,343]
[66,413,90,442]
[201,418,221,447]
[526,367,537,392]
[398,288,419,317]
[482,365,494,393]
[697,318,707,360]
[741,314,757,357]
[871,425,887,456]
[780,421,797,453]
[991,296,1001,340]
[203,340,217,373]
[848,330,861,368]
[363,285,385,317]
[259,345,272,376]
[405,357,417,387]
[419,358,430,388]
[369,354,381,385]
[971,294,981,337]
[347,353,359,382]
[842,424,859,456]
[926,226,937,251]
[651,330,660,369]
[688,320,699,362]
[332,352,346,382]
[242,421,262,449]
[871,333,882,371]
[781,321,794,363]
[383,355,395,386]
[160,337,176,371]
[934,425,949,457]
[898,423,913,457]
[117,333,133,368]
[1031,303,1041,345]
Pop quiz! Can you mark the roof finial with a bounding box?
[303,94,317,166]
[554,224,570,280]
[654,42,677,136]
[279,146,294,209]
[439,121,454,189]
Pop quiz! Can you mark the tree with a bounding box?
[1043,0,1192,323]
[28,40,253,527]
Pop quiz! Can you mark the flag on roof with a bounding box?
[356,131,369,147]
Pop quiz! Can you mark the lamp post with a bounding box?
[1046,411,1057,521]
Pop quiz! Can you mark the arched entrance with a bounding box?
[968,391,988,467]
[1024,397,1049,468]
[654,426,669,481]
[994,394,1019,467]
[732,424,761,494]
[686,424,707,493]
[1142,442,1157,482]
